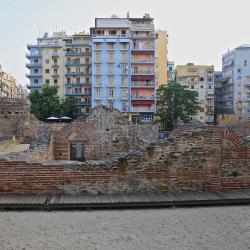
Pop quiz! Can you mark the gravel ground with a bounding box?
[0,206,249,250]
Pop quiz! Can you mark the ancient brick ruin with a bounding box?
[0,105,249,195]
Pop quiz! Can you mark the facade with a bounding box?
[167,61,175,83]
[0,65,17,98]
[155,30,168,87]
[175,63,215,124]
[91,14,157,122]
[26,31,92,115]
[214,71,222,122]
[221,45,250,122]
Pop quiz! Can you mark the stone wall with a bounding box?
[0,126,249,195]
[53,106,158,161]
[0,97,29,115]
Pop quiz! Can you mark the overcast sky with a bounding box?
[0,0,250,84]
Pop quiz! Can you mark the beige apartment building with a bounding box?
[155,30,168,87]
[0,65,17,98]
[175,63,215,124]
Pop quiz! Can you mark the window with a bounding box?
[108,77,114,86]
[34,69,38,73]
[121,53,127,63]
[54,79,58,84]
[96,65,101,74]
[54,59,57,64]
[109,30,117,36]
[108,42,115,49]
[34,59,39,63]
[108,64,114,74]
[200,85,204,89]
[207,77,213,82]
[237,68,242,73]
[34,79,38,84]
[121,43,127,50]
[244,60,247,66]
[96,76,101,85]
[200,77,204,82]
[45,69,50,74]
[122,65,128,75]
[95,89,101,99]
[45,79,50,84]
[95,30,104,36]
[122,77,127,86]
[96,52,101,62]
[108,101,114,108]
[191,85,194,89]
[95,42,102,50]
[191,77,194,82]
[121,30,127,37]
[109,89,114,98]
[209,85,212,89]
[108,53,114,62]
[122,101,127,111]
[121,90,127,99]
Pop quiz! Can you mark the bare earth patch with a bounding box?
[0,144,30,155]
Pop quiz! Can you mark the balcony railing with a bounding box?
[65,93,91,96]
[65,72,91,76]
[65,62,90,66]
[65,51,91,56]
[131,59,154,64]
[26,63,42,68]
[131,96,155,100]
[132,70,155,75]
[52,52,59,58]
[65,83,91,87]
[52,73,59,78]
[26,73,42,78]
[131,108,155,112]
[52,63,59,68]
[131,82,154,88]
[26,53,42,58]
[131,46,154,51]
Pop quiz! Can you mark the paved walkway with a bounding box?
[0,206,249,250]
[0,189,250,210]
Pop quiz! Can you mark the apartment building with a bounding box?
[221,45,250,122]
[214,71,222,121]
[91,14,156,122]
[0,65,17,98]
[155,30,168,87]
[175,63,215,124]
[167,61,175,83]
[26,31,92,115]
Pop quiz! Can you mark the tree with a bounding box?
[29,85,78,121]
[157,83,201,131]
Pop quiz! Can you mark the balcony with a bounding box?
[131,24,154,32]
[26,63,42,68]
[131,82,155,88]
[26,53,42,59]
[27,84,43,89]
[65,72,91,77]
[65,42,90,47]
[65,93,91,96]
[131,34,157,39]
[77,102,91,106]
[26,73,42,78]
[65,62,91,67]
[65,83,91,87]
[131,107,155,112]
[65,51,91,56]
[132,70,155,75]
[131,46,154,52]
[132,59,154,64]
[52,52,59,58]
[52,73,59,78]
[131,96,155,101]
[52,63,59,68]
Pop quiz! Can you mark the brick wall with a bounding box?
[0,126,249,195]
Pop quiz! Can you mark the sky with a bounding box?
[1,0,250,85]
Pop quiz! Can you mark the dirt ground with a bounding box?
[0,144,29,155]
[0,206,249,250]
